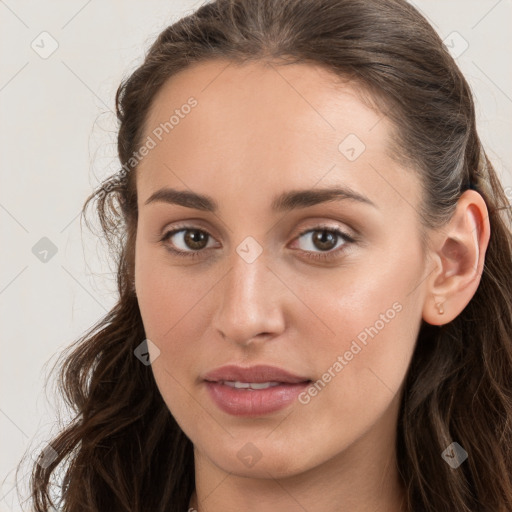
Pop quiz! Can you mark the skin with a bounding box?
[133,59,490,511]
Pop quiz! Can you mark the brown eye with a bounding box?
[310,230,338,251]
[161,228,215,256]
[182,229,209,250]
[292,226,355,262]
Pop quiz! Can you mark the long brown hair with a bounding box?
[16,0,512,510]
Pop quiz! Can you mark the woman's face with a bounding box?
[134,59,429,478]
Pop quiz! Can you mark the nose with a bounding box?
[211,247,286,347]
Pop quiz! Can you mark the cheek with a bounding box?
[295,243,423,427]
[300,303,416,459]
[134,247,211,421]
[134,250,201,405]
[135,241,210,343]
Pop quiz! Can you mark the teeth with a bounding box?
[222,381,282,390]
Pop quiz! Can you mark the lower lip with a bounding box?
[204,381,311,417]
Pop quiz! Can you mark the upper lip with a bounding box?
[203,364,311,384]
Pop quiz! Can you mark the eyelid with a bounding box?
[294,222,356,241]
[160,218,355,240]
[159,222,354,244]
[159,224,220,254]
[159,220,357,260]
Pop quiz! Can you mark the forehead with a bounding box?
[135,58,419,213]
[141,58,388,154]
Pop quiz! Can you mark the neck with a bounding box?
[189,476,406,512]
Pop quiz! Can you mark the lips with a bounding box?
[203,364,311,385]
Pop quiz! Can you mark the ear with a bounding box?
[422,190,491,325]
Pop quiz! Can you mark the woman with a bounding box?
[23,0,512,510]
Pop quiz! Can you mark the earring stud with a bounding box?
[435,302,444,315]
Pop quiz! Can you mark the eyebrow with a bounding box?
[144,186,377,212]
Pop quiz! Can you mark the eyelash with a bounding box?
[159,224,355,262]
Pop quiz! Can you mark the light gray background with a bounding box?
[1,1,511,510]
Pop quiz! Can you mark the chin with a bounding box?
[202,439,315,480]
